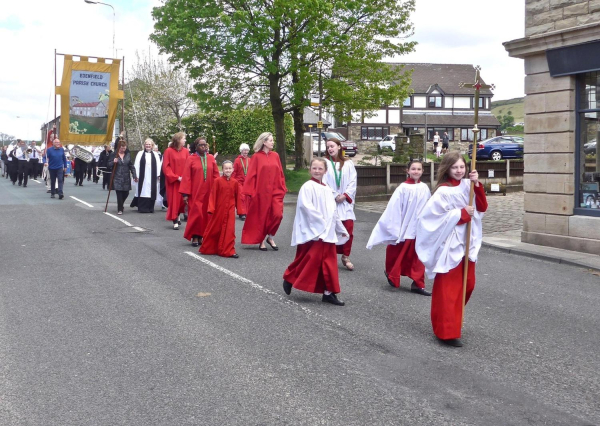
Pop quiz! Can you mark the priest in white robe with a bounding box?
[131,138,162,213]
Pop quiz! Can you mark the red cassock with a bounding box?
[385,239,426,289]
[283,240,340,294]
[179,153,220,241]
[430,180,488,340]
[200,176,239,257]
[232,155,251,215]
[241,150,287,244]
[162,146,189,221]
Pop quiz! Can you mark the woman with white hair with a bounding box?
[232,143,251,220]
[131,138,162,213]
[241,132,287,251]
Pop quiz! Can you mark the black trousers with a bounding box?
[29,159,39,179]
[116,190,129,212]
[17,160,28,186]
[102,172,111,189]
[8,161,18,183]
[86,160,97,181]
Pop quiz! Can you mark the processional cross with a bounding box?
[458,66,494,328]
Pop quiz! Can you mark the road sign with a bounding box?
[317,121,323,129]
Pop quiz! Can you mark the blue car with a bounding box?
[468,135,524,161]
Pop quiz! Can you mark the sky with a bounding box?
[0,0,526,141]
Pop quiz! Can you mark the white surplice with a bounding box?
[133,150,162,198]
[366,181,431,249]
[322,159,357,221]
[291,180,348,246]
[415,179,484,279]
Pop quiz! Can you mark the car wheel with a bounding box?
[491,151,502,161]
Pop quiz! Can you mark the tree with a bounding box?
[151,0,416,168]
[124,51,196,149]
[497,111,515,131]
[0,132,16,146]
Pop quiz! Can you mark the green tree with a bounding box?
[151,0,415,169]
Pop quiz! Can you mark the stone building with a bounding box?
[346,63,501,149]
[504,0,600,254]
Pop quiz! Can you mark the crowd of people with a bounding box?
[5,128,487,348]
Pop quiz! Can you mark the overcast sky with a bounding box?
[0,0,526,141]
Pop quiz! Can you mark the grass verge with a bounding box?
[284,168,310,193]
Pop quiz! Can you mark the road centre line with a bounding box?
[70,196,94,208]
[104,211,133,227]
[32,179,41,184]
[185,251,338,324]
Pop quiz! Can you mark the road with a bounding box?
[0,176,598,425]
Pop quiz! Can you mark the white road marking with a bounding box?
[185,251,338,323]
[69,196,93,208]
[133,226,145,232]
[32,179,41,184]
[103,212,133,227]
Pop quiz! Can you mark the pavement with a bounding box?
[356,191,600,272]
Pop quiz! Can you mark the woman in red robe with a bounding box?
[200,161,240,258]
[241,132,287,251]
[232,143,251,220]
[179,137,220,247]
[162,132,189,229]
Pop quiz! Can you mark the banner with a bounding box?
[56,55,124,145]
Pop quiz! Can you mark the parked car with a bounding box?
[377,134,398,152]
[468,135,524,161]
[321,131,357,157]
[583,139,597,155]
[304,132,326,155]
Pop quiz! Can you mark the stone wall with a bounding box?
[527,0,600,36]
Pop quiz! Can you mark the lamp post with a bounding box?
[84,0,115,58]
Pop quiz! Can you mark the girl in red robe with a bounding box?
[162,132,189,229]
[283,158,349,306]
[200,161,240,258]
[416,152,488,347]
[179,137,220,247]
[241,132,287,251]
[232,143,251,220]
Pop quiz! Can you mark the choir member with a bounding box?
[366,160,431,296]
[162,132,189,229]
[131,138,162,213]
[200,160,240,258]
[108,140,138,215]
[241,132,287,251]
[232,143,251,220]
[415,152,488,347]
[179,137,220,247]
[323,138,357,270]
[282,158,348,306]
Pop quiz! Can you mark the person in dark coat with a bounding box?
[108,140,137,215]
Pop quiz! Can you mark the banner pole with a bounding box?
[54,49,57,126]
[121,56,125,141]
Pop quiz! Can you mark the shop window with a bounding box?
[576,72,600,216]
[361,126,390,141]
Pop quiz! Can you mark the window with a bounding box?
[403,97,412,107]
[471,97,487,109]
[427,127,453,141]
[428,96,443,108]
[576,72,600,217]
[460,128,488,141]
[361,126,389,140]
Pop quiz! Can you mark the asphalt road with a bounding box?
[0,175,599,425]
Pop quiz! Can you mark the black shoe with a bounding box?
[230,254,239,258]
[283,280,292,295]
[266,237,279,251]
[59,194,64,200]
[50,194,55,199]
[74,182,78,186]
[178,220,182,225]
[322,293,345,306]
[439,338,463,347]
[87,178,91,181]
[259,245,268,251]
[23,185,27,188]
[18,182,22,186]
[79,183,83,186]
[183,214,188,221]
[192,241,199,247]
[239,215,246,221]
[410,284,431,296]
[384,271,396,288]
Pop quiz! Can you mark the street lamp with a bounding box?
[84,0,115,58]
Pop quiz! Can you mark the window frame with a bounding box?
[427,95,443,109]
[361,126,390,141]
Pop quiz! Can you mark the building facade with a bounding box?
[504,0,600,254]
[346,63,500,148]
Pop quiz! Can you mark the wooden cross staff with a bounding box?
[458,66,494,328]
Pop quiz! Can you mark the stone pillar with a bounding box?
[410,132,425,160]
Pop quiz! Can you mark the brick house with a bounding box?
[346,63,501,148]
[504,0,600,254]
